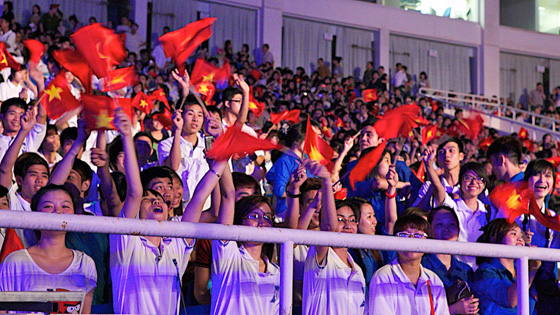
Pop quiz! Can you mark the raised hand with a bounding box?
[288,163,308,191]
[91,148,109,168]
[386,164,399,188]
[113,109,133,138]
[304,159,331,180]
[233,73,249,95]
[204,115,223,138]
[172,68,190,95]
[172,109,184,132]
[19,106,37,132]
[422,145,437,166]
[76,117,90,143]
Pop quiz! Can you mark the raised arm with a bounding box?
[283,164,307,229]
[385,165,399,235]
[161,109,183,170]
[91,130,122,216]
[49,118,88,185]
[306,160,337,263]
[332,133,357,177]
[0,107,36,189]
[297,190,322,230]
[114,110,143,218]
[232,73,250,128]
[423,146,446,206]
[216,163,235,225]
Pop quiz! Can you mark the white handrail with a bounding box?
[2,211,555,315]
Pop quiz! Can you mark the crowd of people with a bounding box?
[0,2,559,315]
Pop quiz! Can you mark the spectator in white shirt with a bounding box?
[0,15,15,54]
[125,23,145,55]
[370,214,450,315]
[0,68,38,103]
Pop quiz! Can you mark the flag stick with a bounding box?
[188,85,210,118]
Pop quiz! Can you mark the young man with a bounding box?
[0,97,47,163]
[486,136,524,183]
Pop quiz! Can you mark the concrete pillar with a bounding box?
[375,28,390,70]
[134,0,148,43]
[260,0,283,66]
[480,0,501,97]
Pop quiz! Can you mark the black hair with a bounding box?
[335,199,360,219]
[140,166,173,190]
[1,97,27,116]
[221,86,243,102]
[31,184,78,213]
[476,218,521,264]
[438,137,464,154]
[393,214,430,235]
[486,136,523,166]
[459,161,488,191]
[232,172,261,195]
[283,121,307,148]
[524,159,556,192]
[14,152,49,180]
[428,205,460,237]
[60,127,78,145]
[206,105,222,120]
[110,171,127,202]
[234,195,274,226]
[108,136,123,171]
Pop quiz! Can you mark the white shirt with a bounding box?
[158,133,208,205]
[0,80,36,102]
[441,193,487,269]
[110,230,194,314]
[293,244,309,307]
[369,259,450,315]
[211,240,280,315]
[412,176,460,207]
[303,246,366,315]
[125,32,143,54]
[0,30,16,54]
[0,124,46,164]
[0,249,97,300]
[39,151,63,169]
[393,70,407,88]
[8,184,37,247]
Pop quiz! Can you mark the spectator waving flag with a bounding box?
[191,58,231,86]
[23,39,46,65]
[53,48,93,94]
[362,88,377,102]
[248,86,265,117]
[206,124,281,160]
[102,67,138,92]
[349,141,387,189]
[40,70,81,120]
[195,81,216,104]
[519,127,529,139]
[159,18,217,73]
[0,42,20,71]
[270,109,300,125]
[303,119,334,168]
[71,23,127,78]
[131,91,154,115]
[82,94,133,131]
[374,104,427,140]
[0,228,23,262]
[153,105,173,129]
[148,88,169,109]
[421,124,438,145]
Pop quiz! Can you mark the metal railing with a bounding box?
[2,211,560,315]
[419,87,560,139]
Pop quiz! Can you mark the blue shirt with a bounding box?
[510,172,525,183]
[473,258,536,315]
[348,248,396,291]
[421,253,473,289]
[265,152,307,217]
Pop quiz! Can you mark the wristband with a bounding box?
[209,168,221,178]
[385,190,397,199]
[286,191,302,198]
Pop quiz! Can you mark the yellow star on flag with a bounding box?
[202,73,215,83]
[139,99,148,108]
[198,84,209,95]
[0,53,7,66]
[506,191,521,210]
[46,85,63,102]
[95,109,114,129]
[308,145,325,164]
[111,73,126,84]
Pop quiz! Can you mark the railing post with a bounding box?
[517,256,530,315]
[280,241,294,315]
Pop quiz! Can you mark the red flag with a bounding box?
[206,124,281,160]
[71,23,126,78]
[374,104,426,140]
[248,87,265,117]
[102,67,138,92]
[82,94,133,131]
[270,109,300,125]
[349,141,387,189]
[190,58,230,85]
[335,117,346,129]
[53,49,93,94]
[23,39,46,65]
[546,156,560,168]
[362,89,377,102]
[413,161,425,183]
[450,114,484,140]
[334,188,347,200]
[148,88,169,109]
[527,191,560,232]
[131,91,154,115]
[478,136,494,151]
[421,124,438,145]
[489,182,532,224]
[159,18,216,73]
[0,228,23,262]
[519,127,529,139]
[195,81,216,104]
[153,105,173,129]
[40,71,81,120]
[0,42,20,71]
[303,119,335,168]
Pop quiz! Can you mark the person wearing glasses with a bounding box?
[302,161,366,315]
[369,214,450,315]
[425,145,489,269]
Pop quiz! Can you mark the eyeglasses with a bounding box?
[396,232,428,239]
[243,213,274,225]
[337,217,358,224]
[462,175,484,183]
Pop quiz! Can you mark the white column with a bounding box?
[260,0,283,66]
[375,28,390,70]
[480,0,501,97]
[134,0,149,42]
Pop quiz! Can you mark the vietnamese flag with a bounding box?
[546,156,560,168]
[71,23,126,78]
[452,114,484,140]
[478,135,494,151]
[0,228,23,262]
[335,117,346,129]
[248,86,265,117]
[53,49,93,94]
[374,104,426,140]
[195,81,216,104]
[82,94,133,131]
[23,39,46,65]
[363,89,377,102]
[349,141,387,189]
[102,67,138,92]
[206,124,281,160]
[191,58,230,86]
[303,118,335,168]
[519,127,529,139]
[159,18,217,73]
[489,181,532,224]
[421,124,438,145]
[148,88,169,109]
[413,161,425,183]
[270,109,300,125]
[131,91,154,115]
[0,42,20,71]
[154,105,173,129]
[527,193,560,232]
[40,71,81,120]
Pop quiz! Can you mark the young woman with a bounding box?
[422,206,479,315]
[370,214,449,315]
[473,219,540,315]
[425,146,489,268]
[0,184,97,314]
[303,163,366,315]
